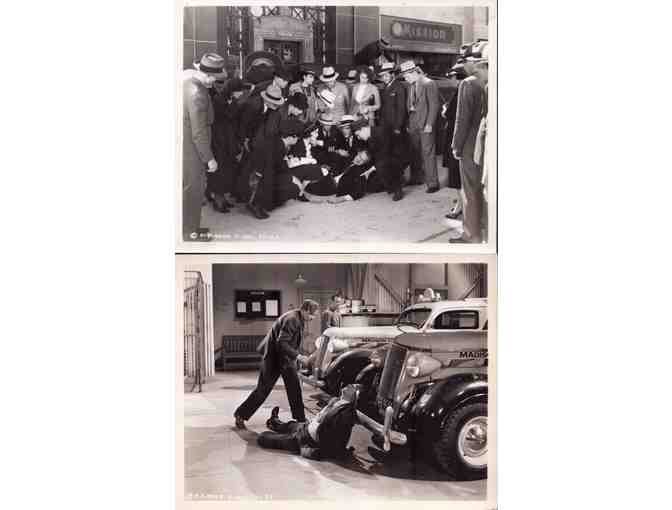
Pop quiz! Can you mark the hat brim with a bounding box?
[318,118,337,126]
[194,62,227,79]
[261,91,285,107]
[319,72,339,82]
[399,66,419,74]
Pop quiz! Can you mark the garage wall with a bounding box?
[212,264,348,350]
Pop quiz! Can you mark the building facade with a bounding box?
[184,5,489,77]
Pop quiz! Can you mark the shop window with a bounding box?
[264,40,300,64]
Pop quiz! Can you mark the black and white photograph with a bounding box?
[177,255,495,505]
[179,3,496,249]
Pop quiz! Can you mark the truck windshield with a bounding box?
[395,308,431,328]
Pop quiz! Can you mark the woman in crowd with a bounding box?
[349,66,380,127]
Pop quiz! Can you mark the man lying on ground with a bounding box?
[257,384,360,460]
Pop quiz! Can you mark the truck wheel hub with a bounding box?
[457,416,487,468]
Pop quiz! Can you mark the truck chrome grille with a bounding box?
[313,336,330,378]
[377,344,407,413]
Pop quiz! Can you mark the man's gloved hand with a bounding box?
[207,159,218,173]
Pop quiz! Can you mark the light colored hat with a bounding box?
[319,66,339,82]
[399,60,420,74]
[346,69,357,80]
[194,53,227,79]
[317,88,336,108]
[261,84,285,108]
[318,112,337,126]
[377,62,396,75]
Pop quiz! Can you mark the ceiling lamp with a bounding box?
[294,273,307,287]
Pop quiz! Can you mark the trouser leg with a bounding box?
[182,163,205,241]
[257,431,300,453]
[235,358,280,420]
[459,156,484,242]
[407,129,424,182]
[420,130,438,188]
[280,365,306,422]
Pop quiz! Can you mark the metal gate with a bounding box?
[184,271,214,392]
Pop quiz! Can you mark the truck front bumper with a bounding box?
[356,406,407,452]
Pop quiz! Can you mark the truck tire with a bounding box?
[433,402,487,480]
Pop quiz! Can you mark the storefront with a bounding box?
[379,15,464,76]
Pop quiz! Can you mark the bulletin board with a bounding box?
[234,290,282,320]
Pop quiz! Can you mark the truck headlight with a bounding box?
[327,338,350,353]
[406,353,442,378]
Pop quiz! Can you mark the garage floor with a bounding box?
[183,370,487,501]
[200,159,471,244]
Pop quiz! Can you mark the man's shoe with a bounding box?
[450,236,479,244]
[212,201,230,213]
[392,189,404,201]
[426,186,440,194]
[296,195,310,202]
[246,203,270,219]
[234,413,247,430]
[271,406,280,420]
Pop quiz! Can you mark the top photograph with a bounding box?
[178,2,496,252]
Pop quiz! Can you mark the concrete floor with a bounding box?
[200,159,470,243]
[184,370,487,501]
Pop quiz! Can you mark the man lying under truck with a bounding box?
[257,384,360,460]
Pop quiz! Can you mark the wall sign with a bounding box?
[380,15,462,53]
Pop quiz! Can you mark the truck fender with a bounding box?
[409,374,488,444]
[323,349,375,395]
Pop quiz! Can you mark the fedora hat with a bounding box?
[339,114,355,127]
[399,60,420,74]
[261,84,285,108]
[317,88,336,108]
[273,67,293,83]
[377,62,396,75]
[319,66,339,82]
[318,112,337,126]
[287,92,308,111]
[346,69,357,81]
[194,53,226,79]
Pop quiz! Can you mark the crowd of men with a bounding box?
[183,47,489,243]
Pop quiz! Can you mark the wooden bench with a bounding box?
[217,335,264,370]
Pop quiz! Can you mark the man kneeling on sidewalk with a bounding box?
[257,384,360,460]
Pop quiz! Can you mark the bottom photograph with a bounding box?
[176,255,496,506]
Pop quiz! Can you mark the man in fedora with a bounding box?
[289,68,319,123]
[450,56,486,243]
[378,61,409,172]
[351,118,404,201]
[246,118,304,219]
[400,60,441,193]
[240,67,293,153]
[235,299,320,429]
[183,52,226,241]
[318,66,349,121]
[254,89,307,146]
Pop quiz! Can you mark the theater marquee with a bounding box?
[380,15,463,54]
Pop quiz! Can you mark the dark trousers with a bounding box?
[182,162,205,241]
[408,127,438,188]
[379,127,405,192]
[257,419,302,453]
[235,357,306,422]
[459,155,484,242]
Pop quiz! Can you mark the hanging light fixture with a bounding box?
[294,272,307,287]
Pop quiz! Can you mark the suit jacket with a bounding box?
[260,310,305,368]
[451,76,485,159]
[289,81,319,124]
[238,94,265,143]
[407,75,440,131]
[318,82,350,121]
[183,72,215,167]
[380,78,408,131]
